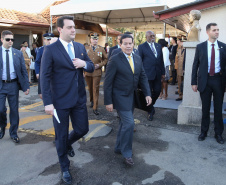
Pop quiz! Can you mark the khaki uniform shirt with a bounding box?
[175,46,185,76]
[85,45,108,77]
[22,50,30,70]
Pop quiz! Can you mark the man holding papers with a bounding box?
[40,16,94,184]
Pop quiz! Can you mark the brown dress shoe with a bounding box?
[124,157,134,166]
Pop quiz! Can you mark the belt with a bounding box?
[2,78,18,83]
[208,72,221,76]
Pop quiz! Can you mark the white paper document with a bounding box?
[54,109,60,123]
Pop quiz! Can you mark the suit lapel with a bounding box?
[56,40,74,67]
[133,54,139,74]
[217,41,224,70]
[154,42,159,57]
[144,42,155,57]
[119,52,133,74]
[73,41,77,58]
[203,41,208,68]
[12,48,19,74]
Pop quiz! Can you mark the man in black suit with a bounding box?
[108,34,123,59]
[41,16,94,184]
[192,23,226,144]
[0,30,30,143]
[138,30,165,121]
[31,42,38,82]
[104,34,152,166]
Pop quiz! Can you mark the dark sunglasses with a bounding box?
[5,38,14,42]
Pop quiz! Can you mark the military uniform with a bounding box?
[85,44,108,112]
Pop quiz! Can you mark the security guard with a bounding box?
[35,33,54,98]
[85,32,108,115]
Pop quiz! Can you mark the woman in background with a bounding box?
[21,44,31,83]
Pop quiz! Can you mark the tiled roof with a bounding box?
[0,8,49,26]
[40,0,69,24]
[101,26,122,36]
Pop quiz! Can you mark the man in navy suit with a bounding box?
[0,30,29,143]
[108,34,123,59]
[41,16,94,184]
[192,23,226,144]
[104,34,152,166]
[138,30,165,121]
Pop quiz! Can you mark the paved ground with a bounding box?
[0,77,226,185]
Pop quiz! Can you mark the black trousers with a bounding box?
[147,74,162,113]
[200,75,224,135]
[53,102,89,172]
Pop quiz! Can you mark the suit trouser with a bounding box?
[0,81,19,137]
[53,102,89,172]
[177,75,184,97]
[200,75,224,135]
[85,76,101,110]
[115,110,134,158]
[147,75,162,113]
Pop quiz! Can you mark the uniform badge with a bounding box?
[98,52,102,57]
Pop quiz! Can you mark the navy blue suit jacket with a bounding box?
[138,42,165,80]
[0,47,29,91]
[41,39,94,109]
[35,46,44,74]
[104,51,151,111]
[108,45,118,59]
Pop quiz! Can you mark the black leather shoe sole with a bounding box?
[215,135,224,144]
[124,158,134,166]
[93,110,99,115]
[198,133,207,141]
[68,146,75,157]
[147,114,153,121]
[62,171,72,185]
[11,136,20,143]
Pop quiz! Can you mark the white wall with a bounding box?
[199,5,226,43]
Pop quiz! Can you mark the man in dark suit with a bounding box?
[108,34,123,59]
[111,32,139,57]
[31,42,38,82]
[192,23,226,144]
[0,30,29,143]
[138,30,165,121]
[104,34,152,166]
[41,16,94,184]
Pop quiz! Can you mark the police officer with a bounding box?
[85,32,108,115]
[35,33,54,98]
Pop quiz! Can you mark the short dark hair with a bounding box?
[124,31,132,35]
[120,34,133,44]
[206,23,217,31]
[22,41,28,44]
[172,37,177,42]
[158,39,167,47]
[57,16,74,28]
[1,30,13,38]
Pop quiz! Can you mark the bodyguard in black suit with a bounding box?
[41,16,94,184]
[0,30,29,143]
[138,31,165,121]
[192,23,226,144]
[104,34,152,166]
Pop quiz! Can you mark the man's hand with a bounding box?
[72,58,86,69]
[36,74,39,79]
[39,94,42,99]
[24,89,29,95]
[192,85,198,92]
[145,96,152,106]
[95,64,100,69]
[30,56,34,59]
[106,104,113,112]
[161,75,165,79]
[45,104,54,115]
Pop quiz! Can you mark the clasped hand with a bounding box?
[72,58,86,69]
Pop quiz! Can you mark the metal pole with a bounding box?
[163,5,167,39]
[105,25,108,43]
[50,16,53,33]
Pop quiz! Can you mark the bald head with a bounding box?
[146,30,155,43]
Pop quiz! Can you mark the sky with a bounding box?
[1,0,195,13]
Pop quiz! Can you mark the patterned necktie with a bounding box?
[6,50,11,81]
[127,55,134,74]
[209,44,215,76]
[150,43,156,56]
[67,43,74,61]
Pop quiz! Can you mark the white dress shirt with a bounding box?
[147,41,157,57]
[1,46,17,80]
[207,40,220,73]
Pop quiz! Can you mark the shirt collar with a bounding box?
[207,40,218,47]
[59,38,73,48]
[2,46,12,52]
[123,52,133,58]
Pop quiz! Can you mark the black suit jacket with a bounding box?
[104,51,151,111]
[108,45,118,59]
[138,42,165,81]
[168,44,178,60]
[31,49,37,60]
[191,40,226,93]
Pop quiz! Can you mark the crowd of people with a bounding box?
[0,15,225,185]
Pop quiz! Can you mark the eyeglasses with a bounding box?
[5,38,14,42]
[47,38,51,41]
[150,35,155,37]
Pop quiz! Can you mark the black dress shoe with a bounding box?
[93,109,99,115]
[11,136,20,143]
[176,97,182,101]
[62,171,72,184]
[90,101,93,108]
[0,127,5,139]
[215,135,224,144]
[124,157,134,166]
[68,146,75,157]
[198,133,207,141]
[147,113,153,121]
[175,91,179,94]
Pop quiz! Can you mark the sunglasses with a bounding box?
[5,38,14,42]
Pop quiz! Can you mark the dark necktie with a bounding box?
[93,46,96,52]
[150,43,156,56]
[6,50,11,81]
[209,44,215,76]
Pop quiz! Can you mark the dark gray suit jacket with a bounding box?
[104,51,151,111]
[0,46,29,91]
[191,40,226,93]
